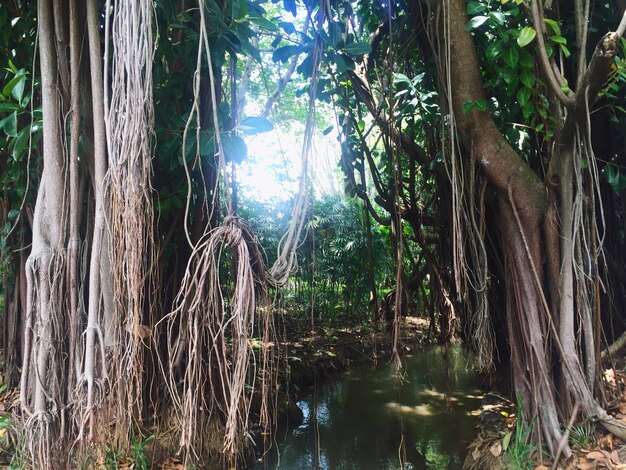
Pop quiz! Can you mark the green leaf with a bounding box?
[335,53,355,73]
[0,102,20,113]
[198,131,214,156]
[2,73,26,102]
[11,125,30,161]
[517,87,531,107]
[1,112,17,137]
[283,0,296,16]
[462,99,486,113]
[489,11,506,25]
[560,44,571,58]
[550,35,567,45]
[604,164,626,192]
[486,40,504,61]
[222,133,248,164]
[517,27,536,47]
[543,18,561,36]
[279,21,295,35]
[297,54,314,78]
[322,125,333,136]
[342,41,372,57]
[393,73,411,85]
[248,16,278,32]
[239,116,273,135]
[518,50,535,68]
[504,47,519,68]
[467,2,486,14]
[272,45,305,63]
[519,68,535,88]
[502,431,513,451]
[466,15,489,30]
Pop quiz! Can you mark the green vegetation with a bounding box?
[506,394,536,470]
[569,422,596,449]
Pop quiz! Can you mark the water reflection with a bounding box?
[256,344,483,470]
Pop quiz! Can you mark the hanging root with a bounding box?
[162,216,273,464]
[20,250,68,467]
[428,1,494,369]
[100,0,156,445]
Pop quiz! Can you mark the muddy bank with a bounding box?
[284,317,430,395]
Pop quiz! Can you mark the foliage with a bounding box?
[131,434,155,470]
[569,422,596,449]
[0,1,40,296]
[506,393,536,470]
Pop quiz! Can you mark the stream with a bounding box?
[256,344,484,469]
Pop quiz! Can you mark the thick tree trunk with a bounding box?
[445,0,560,455]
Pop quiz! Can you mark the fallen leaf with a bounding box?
[586,451,607,460]
[534,465,550,470]
[576,463,595,470]
[598,433,614,450]
[611,450,621,465]
[472,447,481,461]
[490,442,502,457]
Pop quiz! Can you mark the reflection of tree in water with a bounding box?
[259,345,482,469]
[416,439,453,469]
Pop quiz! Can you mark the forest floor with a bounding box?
[7,317,626,469]
[466,354,626,470]
[0,316,432,469]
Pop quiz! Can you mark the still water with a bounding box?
[256,344,484,470]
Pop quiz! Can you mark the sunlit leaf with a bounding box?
[222,133,248,164]
[517,27,536,47]
[489,11,505,25]
[543,18,561,36]
[239,116,273,135]
[466,15,488,30]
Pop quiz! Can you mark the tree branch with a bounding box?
[262,11,311,117]
[574,0,591,87]
[530,0,575,108]
[572,31,620,115]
